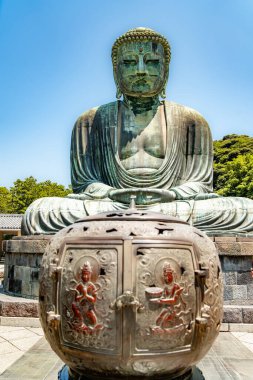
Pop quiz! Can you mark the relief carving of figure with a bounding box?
[71,261,103,334]
[147,262,184,333]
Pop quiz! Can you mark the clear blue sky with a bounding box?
[1,0,253,188]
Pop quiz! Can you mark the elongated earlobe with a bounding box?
[160,87,166,99]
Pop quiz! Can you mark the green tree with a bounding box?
[213,134,253,199]
[9,176,72,214]
[213,134,253,164]
[0,187,12,213]
[214,154,253,198]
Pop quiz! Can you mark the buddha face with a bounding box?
[116,41,167,97]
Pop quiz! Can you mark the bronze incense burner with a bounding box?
[39,202,223,379]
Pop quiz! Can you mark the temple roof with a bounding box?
[0,214,23,230]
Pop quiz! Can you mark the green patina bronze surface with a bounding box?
[22,27,253,236]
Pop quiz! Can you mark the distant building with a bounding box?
[0,214,23,258]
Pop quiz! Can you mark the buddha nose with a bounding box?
[137,56,147,76]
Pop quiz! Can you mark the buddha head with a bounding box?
[112,27,171,99]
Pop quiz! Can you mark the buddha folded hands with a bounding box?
[22,28,253,236]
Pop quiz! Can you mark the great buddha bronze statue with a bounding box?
[22,27,253,236]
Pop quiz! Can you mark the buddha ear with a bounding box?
[160,68,169,99]
[116,86,122,99]
[160,87,166,99]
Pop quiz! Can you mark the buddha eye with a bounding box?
[145,59,160,64]
[123,59,137,66]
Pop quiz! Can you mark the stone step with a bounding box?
[0,292,38,318]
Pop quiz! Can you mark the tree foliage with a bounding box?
[0,177,72,214]
[0,187,12,213]
[213,134,253,199]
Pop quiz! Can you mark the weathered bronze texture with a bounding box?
[39,206,223,379]
[22,27,253,237]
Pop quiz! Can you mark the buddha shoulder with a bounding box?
[73,101,117,129]
[164,100,209,128]
[73,106,99,130]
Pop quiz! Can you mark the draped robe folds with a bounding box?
[22,101,253,236]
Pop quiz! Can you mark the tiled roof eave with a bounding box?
[0,214,23,230]
[0,226,22,230]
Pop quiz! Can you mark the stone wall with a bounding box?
[3,236,51,299]
[221,255,253,305]
[213,236,253,324]
[214,237,253,304]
